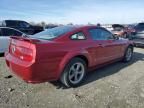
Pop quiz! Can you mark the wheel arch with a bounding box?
[72,55,89,67]
[57,51,91,80]
[128,44,134,51]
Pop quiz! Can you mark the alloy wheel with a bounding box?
[68,62,85,84]
[126,48,132,61]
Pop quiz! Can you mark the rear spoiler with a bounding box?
[10,36,41,43]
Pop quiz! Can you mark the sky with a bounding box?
[0,0,144,24]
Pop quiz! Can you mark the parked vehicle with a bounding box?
[5,25,134,87]
[0,20,43,35]
[111,24,131,38]
[105,26,113,31]
[133,23,144,35]
[131,23,144,47]
[0,27,26,54]
[127,24,136,36]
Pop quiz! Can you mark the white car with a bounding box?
[0,27,26,54]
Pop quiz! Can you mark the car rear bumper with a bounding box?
[5,53,59,83]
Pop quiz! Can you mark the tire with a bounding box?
[123,46,133,62]
[60,58,87,88]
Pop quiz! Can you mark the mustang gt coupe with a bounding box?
[5,25,134,87]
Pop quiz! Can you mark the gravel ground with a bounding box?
[0,48,144,108]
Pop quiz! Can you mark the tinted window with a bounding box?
[1,28,22,36]
[135,23,144,30]
[71,32,86,40]
[18,21,30,28]
[5,21,17,26]
[32,26,76,40]
[138,23,144,26]
[89,28,114,40]
[13,30,23,36]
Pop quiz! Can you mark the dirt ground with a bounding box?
[0,48,144,108]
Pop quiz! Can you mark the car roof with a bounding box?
[62,25,100,30]
[137,23,144,25]
[4,20,25,22]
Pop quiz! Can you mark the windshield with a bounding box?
[31,26,76,40]
[112,25,124,31]
[113,27,123,31]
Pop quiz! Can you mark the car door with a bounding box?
[99,29,124,60]
[88,28,122,65]
[0,28,23,53]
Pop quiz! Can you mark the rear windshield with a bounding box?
[31,26,76,40]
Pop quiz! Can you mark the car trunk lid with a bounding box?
[9,36,38,62]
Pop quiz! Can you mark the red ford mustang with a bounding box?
[5,25,134,87]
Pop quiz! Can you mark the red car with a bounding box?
[5,25,134,87]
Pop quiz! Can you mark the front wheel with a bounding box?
[60,58,86,88]
[123,46,133,62]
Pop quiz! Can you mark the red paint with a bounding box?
[5,26,133,83]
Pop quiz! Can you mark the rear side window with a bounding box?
[13,30,23,36]
[71,32,86,40]
[1,28,22,36]
[32,26,76,40]
[5,21,17,27]
[89,28,114,40]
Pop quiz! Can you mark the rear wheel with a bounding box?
[60,58,86,87]
[123,46,133,62]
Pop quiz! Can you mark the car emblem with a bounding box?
[12,46,16,53]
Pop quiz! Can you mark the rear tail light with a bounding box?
[10,44,33,62]
[20,47,33,61]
